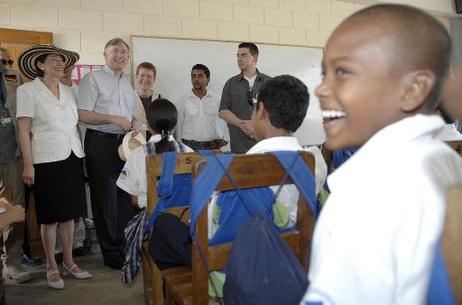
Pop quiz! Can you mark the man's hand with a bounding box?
[0,198,25,224]
[239,120,255,139]
[111,116,131,131]
[22,164,34,186]
[131,119,142,136]
[5,202,25,223]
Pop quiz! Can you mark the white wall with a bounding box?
[348,0,457,16]
[0,0,450,65]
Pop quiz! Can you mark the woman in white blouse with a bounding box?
[16,45,92,289]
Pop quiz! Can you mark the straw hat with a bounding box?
[118,131,146,161]
[18,44,79,79]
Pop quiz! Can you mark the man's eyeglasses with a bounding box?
[247,90,258,106]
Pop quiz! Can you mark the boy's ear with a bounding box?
[400,70,435,113]
[255,101,268,120]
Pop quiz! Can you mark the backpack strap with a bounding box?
[146,151,180,232]
[270,151,318,217]
[157,150,178,197]
[189,154,235,236]
[426,243,456,305]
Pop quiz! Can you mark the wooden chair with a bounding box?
[141,152,206,305]
[164,151,316,305]
[441,184,462,304]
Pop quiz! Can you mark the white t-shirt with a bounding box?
[301,115,462,305]
[244,74,257,89]
[116,135,193,208]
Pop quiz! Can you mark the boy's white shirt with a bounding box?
[207,136,327,238]
[116,135,194,208]
[301,114,462,305]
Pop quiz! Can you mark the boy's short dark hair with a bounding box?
[136,62,156,76]
[191,64,210,79]
[257,75,309,133]
[238,42,259,56]
[348,4,451,110]
[104,37,130,51]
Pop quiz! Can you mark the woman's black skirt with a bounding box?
[33,152,86,224]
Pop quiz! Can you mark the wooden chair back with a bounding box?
[180,151,316,305]
[142,152,206,305]
[441,184,462,304]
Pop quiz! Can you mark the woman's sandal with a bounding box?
[47,270,64,289]
[62,263,93,280]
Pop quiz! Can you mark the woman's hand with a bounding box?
[22,164,35,186]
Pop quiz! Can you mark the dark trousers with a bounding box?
[85,131,133,268]
[149,213,192,270]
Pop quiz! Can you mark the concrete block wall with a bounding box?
[0,0,451,65]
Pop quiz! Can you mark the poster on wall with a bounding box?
[73,64,105,85]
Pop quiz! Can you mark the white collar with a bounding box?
[436,123,462,141]
[148,134,175,143]
[247,136,301,154]
[363,114,444,148]
[188,89,210,99]
[34,77,63,92]
[328,114,445,186]
[104,66,123,77]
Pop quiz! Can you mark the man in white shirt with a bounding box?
[176,64,228,151]
[77,38,137,270]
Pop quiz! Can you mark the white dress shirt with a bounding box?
[116,135,193,208]
[16,78,84,164]
[77,66,137,134]
[301,115,462,305]
[176,90,228,142]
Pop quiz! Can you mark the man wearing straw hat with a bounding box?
[77,38,138,270]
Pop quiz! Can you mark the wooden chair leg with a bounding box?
[142,253,154,305]
[152,262,164,305]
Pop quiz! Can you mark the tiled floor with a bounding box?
[6,249,144,305]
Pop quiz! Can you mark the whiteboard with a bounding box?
[131,36,325,145]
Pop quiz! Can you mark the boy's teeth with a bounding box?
[322,110,346,119]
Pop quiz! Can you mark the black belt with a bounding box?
[86,129,125,140]
[182,138,227,150]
